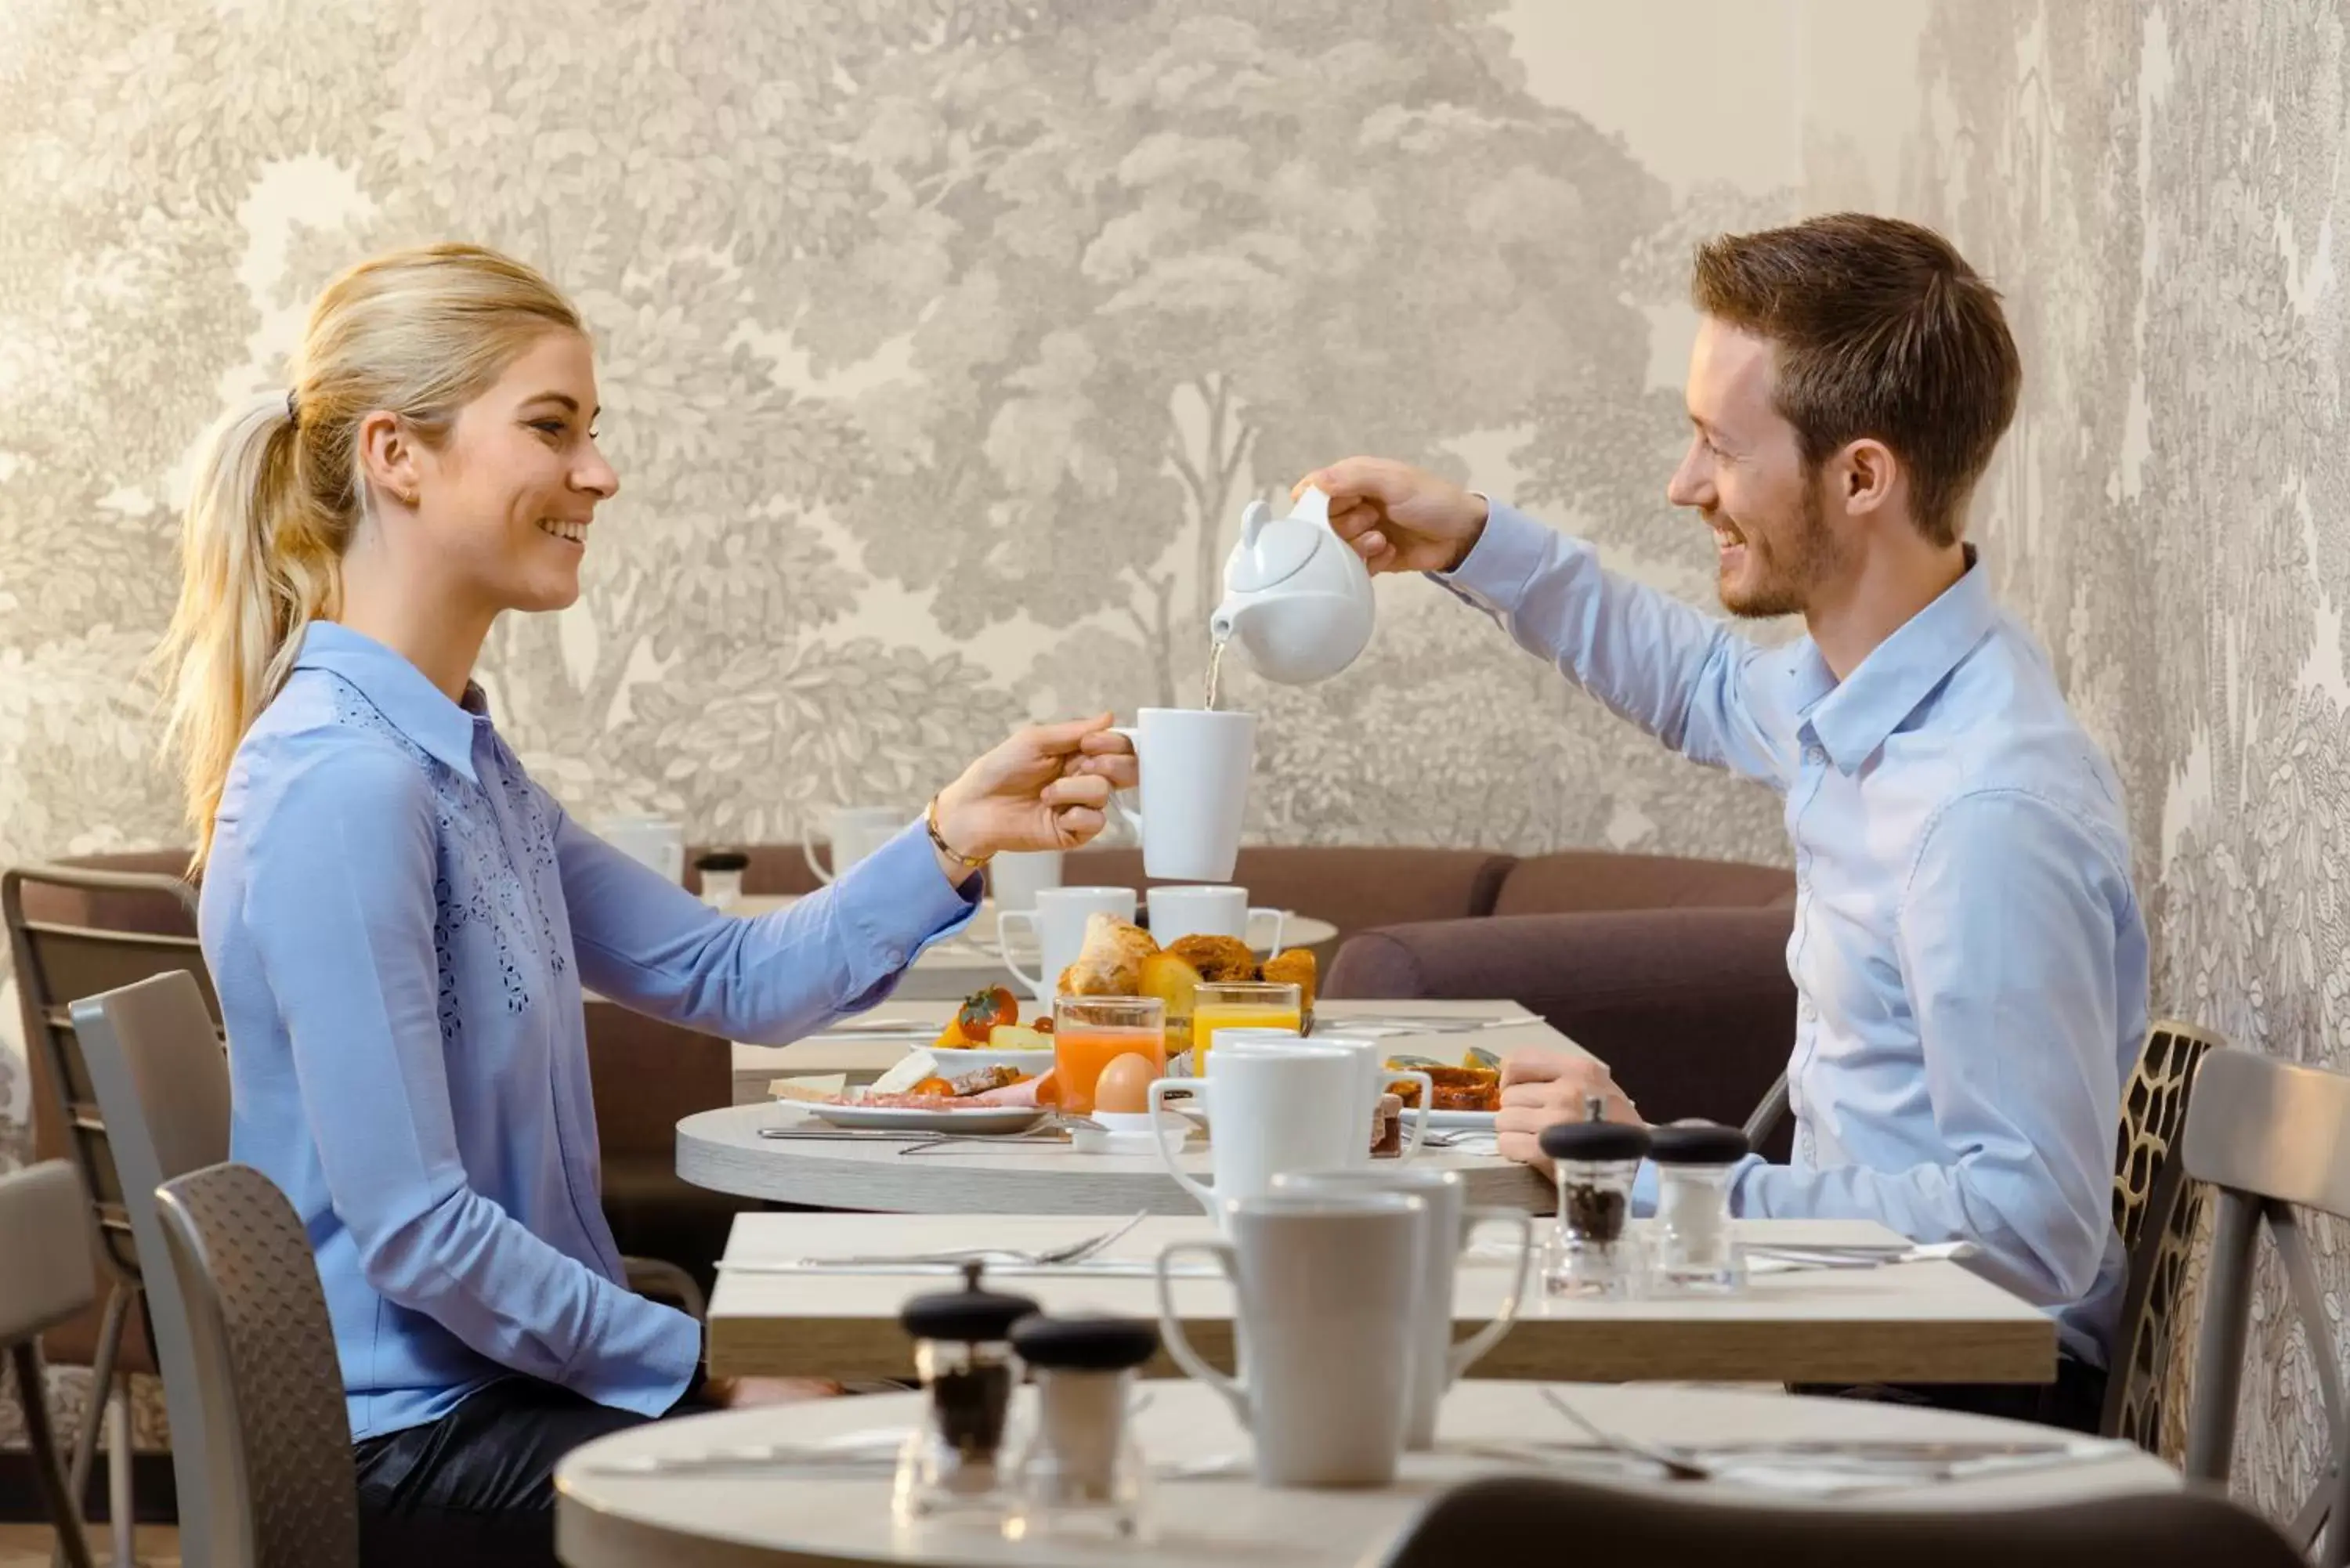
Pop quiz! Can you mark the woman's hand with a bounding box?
[931,714,1137,869]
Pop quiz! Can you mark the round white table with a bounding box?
[676,1103,1553,1216]
[555,1381,2174,1568]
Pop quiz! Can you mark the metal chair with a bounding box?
[1378,1470,2302,1568]
[0,1162,100,1568]
[149,1162,360,1568]
[2181,1049,2350,1563]
[2100,1019,2225,1447]
[70,970,233,1568]
[3,862,215,1567]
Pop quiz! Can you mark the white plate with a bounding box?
[918,1046,1058,1075]
[804,1102,1047,1135]
[1425,1109,1498,1131]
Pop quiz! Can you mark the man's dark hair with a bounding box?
[1692,213,2022,547]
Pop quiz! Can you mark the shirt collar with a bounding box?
[1800,546,1998,775]
[291,620,487,782]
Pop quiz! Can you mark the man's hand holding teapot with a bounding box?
[1296,457,1490,576]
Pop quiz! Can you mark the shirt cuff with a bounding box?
[831,822,982,999]
[1629,1158,1660,1218]
[1430,499,1562,613]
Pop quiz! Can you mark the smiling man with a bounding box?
[1302,213,2147,1433]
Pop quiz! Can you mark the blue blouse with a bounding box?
[199,621,974,1440]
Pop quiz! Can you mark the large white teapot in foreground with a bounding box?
[1208,486,1376,685]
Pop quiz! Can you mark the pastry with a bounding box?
[1058,913,1157,995]
[1164,933,1257,983]
[1260,946,1317,1010]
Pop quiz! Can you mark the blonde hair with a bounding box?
[155,244,582,867]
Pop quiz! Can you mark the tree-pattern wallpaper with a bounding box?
[0,0,2339,1517]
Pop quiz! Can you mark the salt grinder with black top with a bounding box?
[894,1261,1037,1523]
[1006,1314,1159,1541]
[1538,1096,1651,1298]
[1648,1120,1751,1292]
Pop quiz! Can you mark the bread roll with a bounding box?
[1058,913,1157,995]
[1165,933,1257,984]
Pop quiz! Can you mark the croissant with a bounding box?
[1165,934,1258,984]
[1058,913,1157,996]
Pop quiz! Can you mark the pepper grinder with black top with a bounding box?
[893,1261,1039,1525]
[1538,1096,1652,1299]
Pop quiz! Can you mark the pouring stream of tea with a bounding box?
[1203,631,1228,712]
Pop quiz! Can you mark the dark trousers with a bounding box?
[1795,1352,2109,1435]
[353,1375,714,1567]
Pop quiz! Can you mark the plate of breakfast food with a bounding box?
[1383,1047,1504,1128]
[906,985,1058,1074]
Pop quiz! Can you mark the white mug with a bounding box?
[997,886,1137,1001]
[1156,1191,1423,1488]
[1217,1030,1433,1168]
[1146,1046,1359,1221]
[1271,1167,1533,1451]
[988,849,1064,913]
[801,806,904,884]
[1113,708,1256,883]
[595,816,685,883]
[1147,885,1285,954]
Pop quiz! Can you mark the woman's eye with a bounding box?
[532,420,565,438]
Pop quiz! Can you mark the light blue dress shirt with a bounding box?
[1443,504,2149,1366]
[200,621,977,1440]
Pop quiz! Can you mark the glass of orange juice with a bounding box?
[1050,996,1167,1115]
[1190,981,1303,1075]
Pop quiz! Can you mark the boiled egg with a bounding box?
[1091,1053,1159,1115]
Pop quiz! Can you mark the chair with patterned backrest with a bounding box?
[2,860,214,1568]
[2181,1049,2350,1565]
[150,1161,360,1568]
[0,1161,100,1568]
[2100,1019,2227,1448]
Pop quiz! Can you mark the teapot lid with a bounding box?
[1226,488,1336,594]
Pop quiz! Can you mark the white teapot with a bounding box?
[1208,486,1376,685]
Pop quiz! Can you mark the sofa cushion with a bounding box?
[1494,851,1793,918]
[1065,845,1516,950]
[1327,907,1797,1159]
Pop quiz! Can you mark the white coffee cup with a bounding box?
[801,806,904,884]
[1156,1191,1424,1488]
[988,850,1064,913]
[997,886,1137,1001]
[595,816,685,883]
[1271,1167,1533,1451]
[1217,1030,1433,1168]
[1146,884,1285,954]
[1113,708,1256,883]
[1146,1046,1359,1221]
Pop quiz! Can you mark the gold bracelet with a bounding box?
[925,797,990,874]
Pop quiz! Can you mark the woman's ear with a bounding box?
[356,410,421,509]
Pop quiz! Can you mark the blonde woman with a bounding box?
[155,244,1133,1547]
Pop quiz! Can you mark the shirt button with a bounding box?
[1804,743,1826,766]
[884,948,906,969]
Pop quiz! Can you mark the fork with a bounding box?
[1539,1387,1714,1480]
[721,1210,1149,1274]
